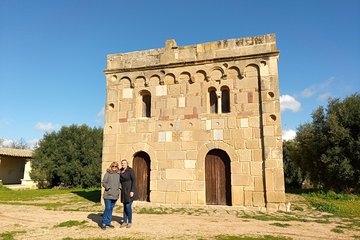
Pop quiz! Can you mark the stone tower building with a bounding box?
[102,33,285,211]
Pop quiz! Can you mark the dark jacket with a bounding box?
[120,167,138,203]
[102,171,121,200]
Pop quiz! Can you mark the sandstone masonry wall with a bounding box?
[103,33,285,211]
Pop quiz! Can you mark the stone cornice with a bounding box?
[104,51,280,75]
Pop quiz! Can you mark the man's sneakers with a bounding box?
[100,224,115,230]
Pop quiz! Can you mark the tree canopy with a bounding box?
[286,93,360,192]
[30,124,103,188]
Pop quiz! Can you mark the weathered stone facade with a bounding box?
[102,33,285,211]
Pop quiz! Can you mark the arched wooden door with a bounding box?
[205,149,231,205]
[133,151,151,202]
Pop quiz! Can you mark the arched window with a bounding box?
[221,87,230,113]
[209,88,218,113]
[141,91,151,118]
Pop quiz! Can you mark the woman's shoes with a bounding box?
[120,223,132,228]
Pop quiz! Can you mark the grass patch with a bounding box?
[269,223,291,227]
[137,207,169,214]
[301,191,360,218]
[0,187,100,202]
[62,238,144,240]
[330,227,344,234]
[0,231,26,240]
[239,212,308,223]
[55,220,87,228]
[215,235,292,240]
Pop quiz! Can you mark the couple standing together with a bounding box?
[101,159,137,229]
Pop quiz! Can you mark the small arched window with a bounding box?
[141,91,151,118]
[221,87,230,113]
[209,88,218,113]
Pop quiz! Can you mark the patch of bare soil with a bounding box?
[0,194,358,240]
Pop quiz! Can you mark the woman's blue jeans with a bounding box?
[123,201,133,224]
[102,199,117,225]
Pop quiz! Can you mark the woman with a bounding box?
[101,161,121,230]
[120,159,138,228]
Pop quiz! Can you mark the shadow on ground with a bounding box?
[88,213,123,226]
[72,189,101,203]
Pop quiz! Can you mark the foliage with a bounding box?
[282,140,303,189]
[30,124,103,188]
[288,93,360,192]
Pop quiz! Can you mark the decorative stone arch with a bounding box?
[149,74,162,86]
[178,71,191,84]
[120,76,133,88]
[244,63,260,77]
[193,70,207,83]
[107,74,119,84]
[209,66,226,82]
[228,66,243,80]
[164,73,176,85]
[135,76,147,88]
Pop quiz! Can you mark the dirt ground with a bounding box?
[0,194,359,240]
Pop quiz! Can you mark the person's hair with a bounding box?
[107,161,120,173]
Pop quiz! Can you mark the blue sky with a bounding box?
[1,0,359,147]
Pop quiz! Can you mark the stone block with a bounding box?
[230,161,242,174]
[227,117,237,129]
[242,162,250,174]
[181,142,197,150]
[197,191,205,205]
[231,186,244,206]
[263,126,274,136]
[185,180,204,191]
[178,191,191,204]
[165,192,178,204]
[266,191,285,203]
[167,150,186,160]
[211,119,225,129]
[253,192,265,207]
[150,191,166,203]
[190,191,198,204]
[250,162,263,176]
[254,176,264,191]
[244,191,253,206]
[238,149,251,161]
[166,169,193,180]
[232,174,252,186]
[245,139,260,149]
[184,160,196,169]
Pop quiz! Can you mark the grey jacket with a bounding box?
[102,171,121,200]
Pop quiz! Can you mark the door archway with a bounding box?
[133,151,151,202]
[205,149,231,205]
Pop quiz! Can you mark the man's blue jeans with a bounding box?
[123,201,133,224]
[102,199,117,225]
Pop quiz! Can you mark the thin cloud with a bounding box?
[317,92,332,101]
[0,119,10,129]
[300,77,334,98]
[35,122,60,132]
[96,107,105,125]
[282,129,296,141]
[280,95,301,112]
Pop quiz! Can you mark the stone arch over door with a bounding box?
[205,149,232,206]
[133,151,151,202]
